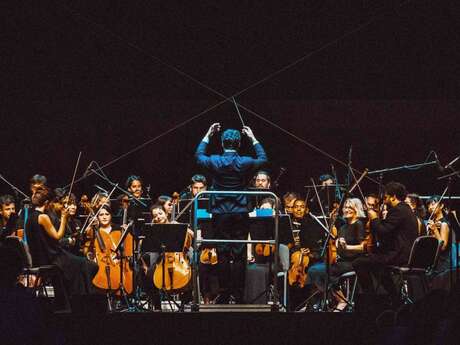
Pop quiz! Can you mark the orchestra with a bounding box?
[0,124,457,315]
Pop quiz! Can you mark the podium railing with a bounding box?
[191,190,281,311]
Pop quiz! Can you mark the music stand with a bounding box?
[142,223,188,312]
[248,213,292,307]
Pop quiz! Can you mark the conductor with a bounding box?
[195,123,267,303]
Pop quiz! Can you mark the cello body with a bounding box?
[153,230,192,292]
[92,228,134,294]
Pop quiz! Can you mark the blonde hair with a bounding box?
[344,198,365,218]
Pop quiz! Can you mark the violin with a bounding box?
[254,243,276,257]
[200,248,218,265]
[288,223,310,288]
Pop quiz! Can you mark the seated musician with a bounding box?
[0,195,18,242]
[405,193,427,235]
[352,182,418,306]
[141,204,193,308]
[283,192,300,215]
[26,186,97,298]
[252,170,271,190]
[29,174,47,194]
[156,195,174,221]
[180,174,208,200]
[288,198,326,310]
[120,175,150,221]
[48,192,82,255]
[426,196,451,273]
[308,198,368,311]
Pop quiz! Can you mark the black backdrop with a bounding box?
[1,1,459,201]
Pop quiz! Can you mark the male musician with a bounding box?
[0,195,17,241]
[195,123,267,303]
[352,182,418,304]
[121,175,150,226]
[252,171,271,189]
[180,174,208,200]
[288,198,326,310]
[283,192,300,215]
[29,174,47,194]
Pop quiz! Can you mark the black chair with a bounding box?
[389,236,441,304]
[4,236,71,312]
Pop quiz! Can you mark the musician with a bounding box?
[352,182,418,304]
[426,196,451,272]
[0,195,17,241]
[252,171,271,189]
[119,175,150,230]
[180,174,208,199]
[308,198,367,311]
[287,198,326,310]
[195,123,267,303]
[309,174,340,215]
[26,186,97,298]
[405,193,427,235]
[29,174,47,194]
[156,195,173,220]
[283,192,300,215]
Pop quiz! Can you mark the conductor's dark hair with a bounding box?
[29,174,47,185]
[126,175,142,190]
[221,129,241,150]
[191,174,207,186]
[384,182,407,201]
[319,174,334,183]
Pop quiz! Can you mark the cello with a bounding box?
[89,205,134,294]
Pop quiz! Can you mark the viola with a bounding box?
[254,243,276,257]
[288,223,310,288]
[200,247,218,265]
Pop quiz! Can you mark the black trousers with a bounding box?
[211,213,249,302]
[352,255,398,298]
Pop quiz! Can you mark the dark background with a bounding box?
[1,1,459,201]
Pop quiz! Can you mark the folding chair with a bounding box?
[389,236,441,304]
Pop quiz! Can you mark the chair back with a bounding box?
[407,236,439,270]
[3,236,33,268]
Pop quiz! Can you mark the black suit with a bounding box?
[352,202,419,296]
[195,140,267,302]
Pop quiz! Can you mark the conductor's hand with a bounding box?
[242,126,257,143]
[205,123,221,138]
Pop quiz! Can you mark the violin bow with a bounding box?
[65,151,82,207]
[426,186,449,234]
[80,183,119,236]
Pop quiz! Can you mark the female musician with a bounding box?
[26,186,97,297]
[426,196,451,272]
[405,193,427,235]
[308,198,367,311]
[157,195,173,221]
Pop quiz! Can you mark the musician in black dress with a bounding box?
[426,196,451,272]
[26,187,97,298]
